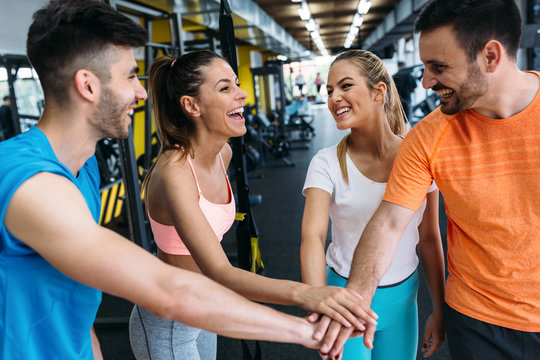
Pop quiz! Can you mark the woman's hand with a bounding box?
[297,285,378,330]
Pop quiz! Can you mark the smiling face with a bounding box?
[326,60,381,131]
[193,58,248,138]
[419,25,488,115]
[93,46,147,139]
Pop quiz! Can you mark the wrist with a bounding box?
[345,280,376,304]
[291,282,309,307]
[292,318,318,348]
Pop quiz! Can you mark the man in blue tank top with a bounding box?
[0,1,329,358]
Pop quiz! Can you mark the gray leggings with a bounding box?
[129,305,217,360]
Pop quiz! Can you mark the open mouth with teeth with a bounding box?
[335,106,351,117]
[435,88,454,100]
[227,107,245,121]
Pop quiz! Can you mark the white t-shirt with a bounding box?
[303,144,437,286]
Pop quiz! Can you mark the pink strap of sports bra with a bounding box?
[186,153,227,196]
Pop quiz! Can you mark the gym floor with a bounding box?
[95,102,451,360]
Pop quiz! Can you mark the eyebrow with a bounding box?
[336,76,354,85]
[423,60,446,65]
[215,77,238,87]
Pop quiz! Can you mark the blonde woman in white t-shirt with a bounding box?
[301,50,445,360]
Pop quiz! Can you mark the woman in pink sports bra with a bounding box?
[128,50,377,360]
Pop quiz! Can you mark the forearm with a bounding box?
[346,205,408,299]
[157,268,317,346]
[210,264,308,306]
[300,235,327,287]
[418,240,445,313]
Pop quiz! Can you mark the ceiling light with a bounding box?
[305,19,317,32]
[291,0,302,2]
[277,55,288,61]
[297,4,311,21]
[350,26,360,36]
[352,13,363,27]
[310,30,321,39]
[357,0,372,15]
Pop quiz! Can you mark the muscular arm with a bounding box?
[320,201,416,356]
[3,172,318,347]
[346,201,416,298]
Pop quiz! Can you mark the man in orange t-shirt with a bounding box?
[316,1,540,359]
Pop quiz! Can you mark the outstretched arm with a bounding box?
[417,190,445,357]
[320,201,416,357]
[154,152,376,332]
[4,172,318,347]
[301,188,365,354]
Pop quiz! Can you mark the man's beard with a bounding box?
[440,62,488,115]
[94,86,130,140]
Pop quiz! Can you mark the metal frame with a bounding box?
[0,54,40,138]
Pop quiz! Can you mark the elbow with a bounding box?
[145,279,207,324]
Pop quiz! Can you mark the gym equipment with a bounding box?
[411,92,440,125]
[284,97,315,141]
[220,2,264,358]
[0,54,42,140]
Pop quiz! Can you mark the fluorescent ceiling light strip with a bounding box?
[305,19,316,32]
[358,0,372,15]
[298,4,311,21]
[353,13,363,27]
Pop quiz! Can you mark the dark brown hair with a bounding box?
[27,0,147,104]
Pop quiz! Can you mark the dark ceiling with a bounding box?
[123,0,409,57]
[252,0,401,52]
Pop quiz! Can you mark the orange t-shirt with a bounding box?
[383,72,540,332]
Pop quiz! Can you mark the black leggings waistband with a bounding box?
[329,266,417,289]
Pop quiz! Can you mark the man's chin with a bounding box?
[440,101,462,115]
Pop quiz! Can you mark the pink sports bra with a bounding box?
[149,153,236,255]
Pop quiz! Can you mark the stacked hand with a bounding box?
[298,286,378,360]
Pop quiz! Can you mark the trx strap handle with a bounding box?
[219,2,263,359]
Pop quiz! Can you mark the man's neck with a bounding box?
[472,67,538,119]
[37,106,99,176]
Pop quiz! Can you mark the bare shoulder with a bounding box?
[5,172,97,252]
[147,150,199,217]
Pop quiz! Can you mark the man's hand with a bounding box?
[421,313,445,357]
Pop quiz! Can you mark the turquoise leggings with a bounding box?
[326,267,419,360]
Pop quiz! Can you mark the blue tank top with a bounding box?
[0,127,102,359]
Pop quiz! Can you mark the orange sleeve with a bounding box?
[383,110,451,211]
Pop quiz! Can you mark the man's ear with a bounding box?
[180,95,200,117]
[73,69,100,103]
[480,40,503,73]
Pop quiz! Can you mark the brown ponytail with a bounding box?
[141,50,225,197]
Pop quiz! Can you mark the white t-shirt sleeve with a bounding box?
[303,149,335,197]
[428,180,438,193]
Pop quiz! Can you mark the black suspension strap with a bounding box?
[219,1,263,359]
[219,0,264,276]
